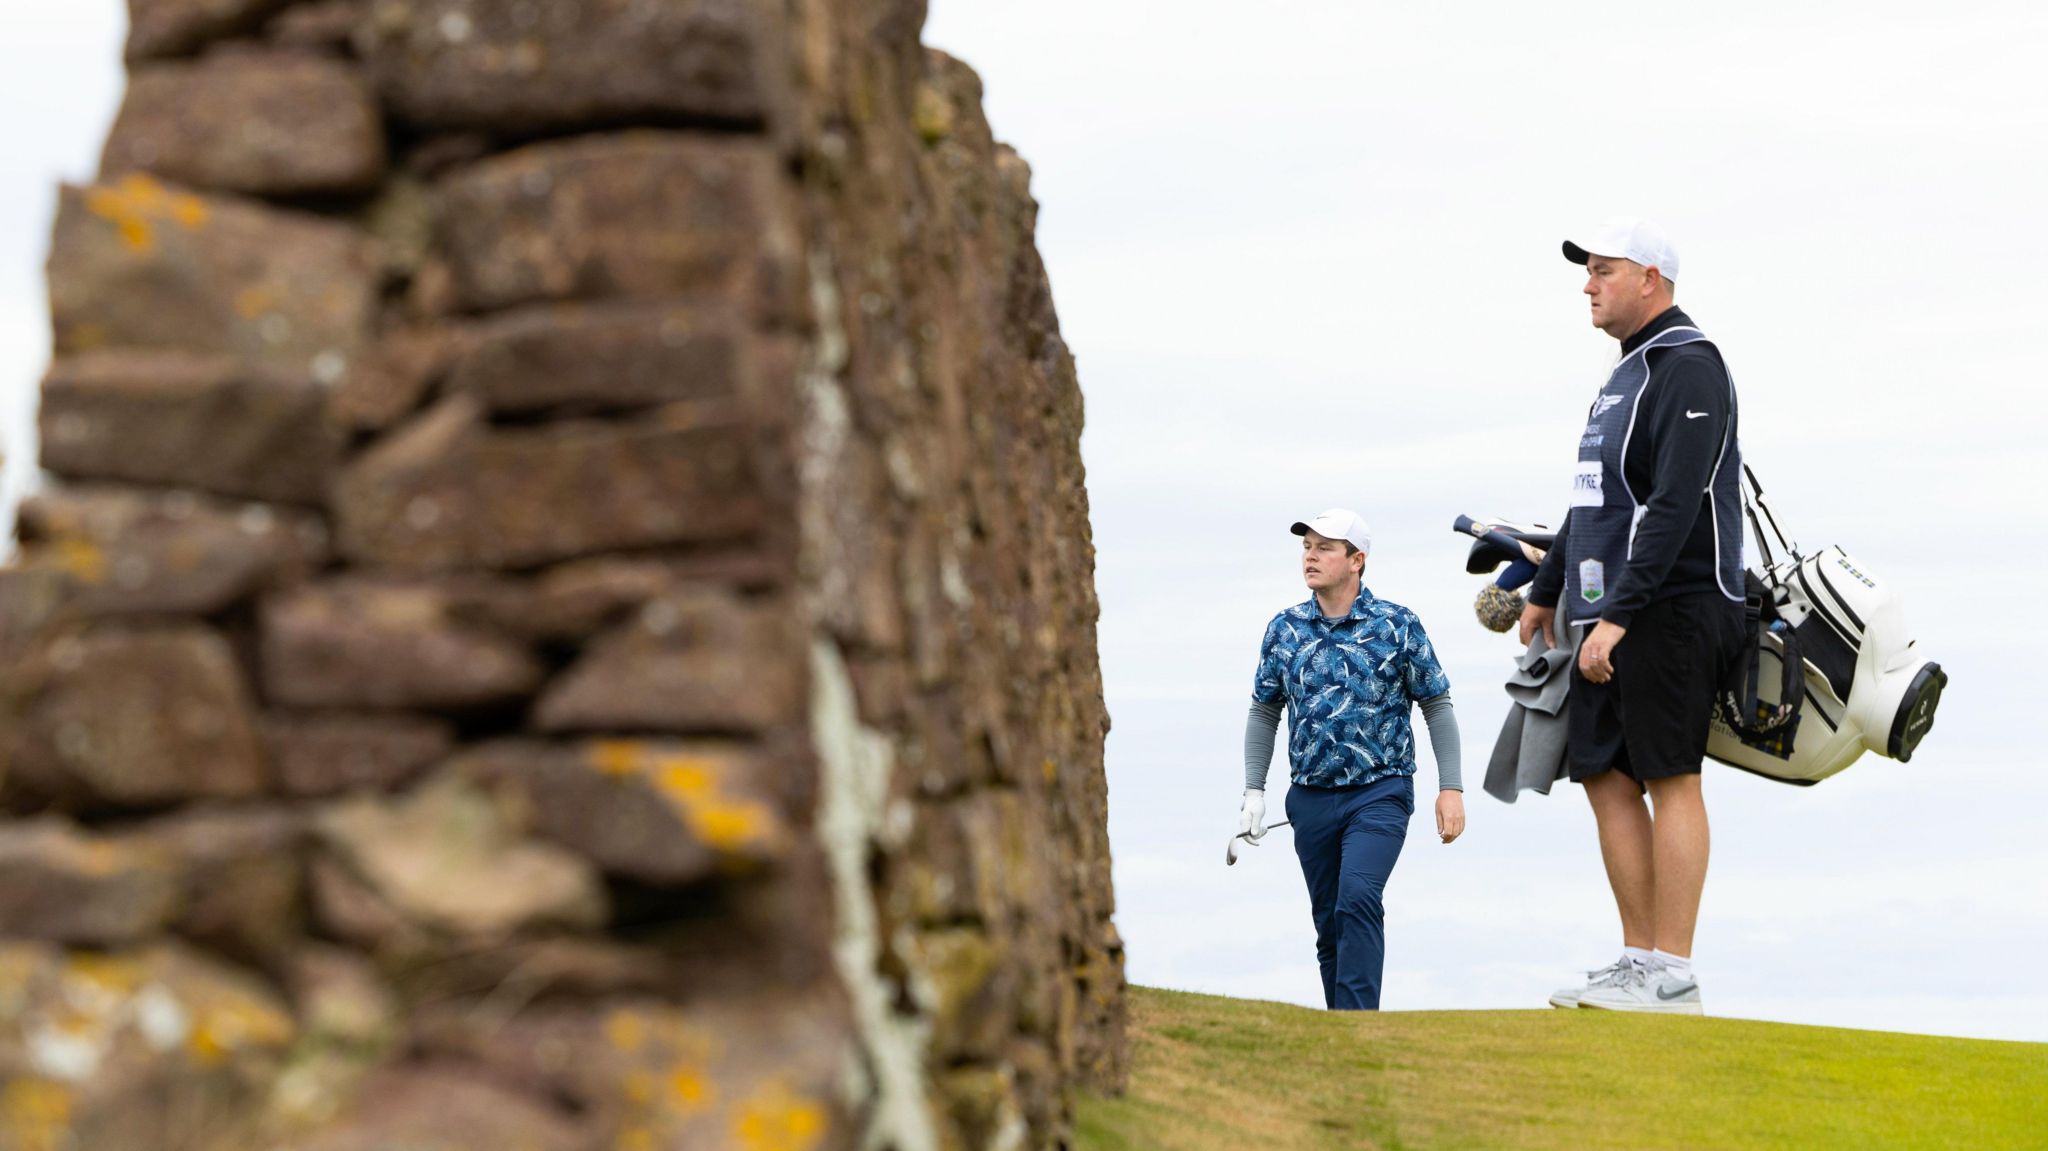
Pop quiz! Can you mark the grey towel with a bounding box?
[1483,627,1581,803]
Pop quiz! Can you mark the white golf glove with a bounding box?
[1237,788,1267,840]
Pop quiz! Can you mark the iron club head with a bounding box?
[1225,820,1290,866]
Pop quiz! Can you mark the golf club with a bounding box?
[1225,820,1292,866]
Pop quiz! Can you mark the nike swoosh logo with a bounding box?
[1685,410,1710,419]
[1657,982,1699,999]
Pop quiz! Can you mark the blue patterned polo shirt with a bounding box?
[1252,584,1450,789]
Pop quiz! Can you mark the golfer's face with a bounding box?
[1301,531,1358,591]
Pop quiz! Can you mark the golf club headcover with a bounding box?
[1475,583,1524,633]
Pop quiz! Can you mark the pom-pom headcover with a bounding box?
[1475,584,1524,633]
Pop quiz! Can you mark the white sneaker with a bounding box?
[1547,959,1635,1009]
[1577,966,1703,1015]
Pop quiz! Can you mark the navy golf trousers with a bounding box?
[1286,774,1413,1010]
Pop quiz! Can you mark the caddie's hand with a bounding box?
[1238,789,1267,841]
[1578,620,1627,684]
[1518,602,1557,649]
[1435,790,1465,844]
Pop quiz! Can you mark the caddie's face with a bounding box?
[1583,254,1659,339]
[1300,530,1363,592]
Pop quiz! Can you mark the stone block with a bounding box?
[126,0,296,60]
[134,805,307,966]
[448,300,750,415]
[445,551,789,643]
[325,325,457,433]
[361,0,778,131]
[431,132,793,315]
[39,352,341,505]
[454,739,793,884]
[14,485,330,617]
[534,587,803,735]
[48,174,378,375]
[0,819,179,946]
[315,774,607,943]
[264,0,364,54]
[333,395,766,572]
[102,55,386,197]
[259,578,542,711]
[3,625,267,809]
[263,711,455,796]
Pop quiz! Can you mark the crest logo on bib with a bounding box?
[1579,559,1605,603]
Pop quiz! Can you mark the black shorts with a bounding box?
[1567,591,1747,785]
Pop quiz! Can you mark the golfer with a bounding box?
[1239,509,1464,1011]
[1520,218,1747,1014]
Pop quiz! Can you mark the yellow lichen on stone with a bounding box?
[688,800,772,853]
[732,1082,827,1151]
[587,740,651,779]
[666,1066,713,1113]
[187,996,294,1067]
[615,1128,657,1151]
[0,1078,74,1151]
[48,539,108,586]
[189,1020,229,1065]
[584,745,780,858]
[606,1008,649,1053]
[63,952,145,995]
[84,173,209,255]
[655,757,716,799]
[167,191,207,229]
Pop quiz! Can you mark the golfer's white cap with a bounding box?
[1291,508,1372,554]
[1563,217,1680,282]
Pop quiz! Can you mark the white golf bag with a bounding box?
[1707,468,1947,785]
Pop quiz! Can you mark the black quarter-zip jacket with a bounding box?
[1527,306,1738,627]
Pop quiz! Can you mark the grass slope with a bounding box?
[1076,987,2048,1151]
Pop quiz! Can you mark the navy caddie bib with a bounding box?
[1561,325,1744,625]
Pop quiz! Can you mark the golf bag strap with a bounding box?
[1741,463,1794,572]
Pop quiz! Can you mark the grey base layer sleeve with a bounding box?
[1418,693,1462,792]
[1243,695,1463,792]
[1244,700,1284,791]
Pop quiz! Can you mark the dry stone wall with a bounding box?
[0,1,1122,1148]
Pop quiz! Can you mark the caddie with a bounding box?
[1520,218,1748,1014]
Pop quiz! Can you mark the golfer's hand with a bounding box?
[1578,620,1627,684]
[1237,789,1267,841]
[1435,790,1465,844]
[1518,602,1557,649]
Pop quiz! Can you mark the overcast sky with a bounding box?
[5,3,2046,1042]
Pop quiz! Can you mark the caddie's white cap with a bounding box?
[1563,216,1680,282]
[1290,508,1372,554]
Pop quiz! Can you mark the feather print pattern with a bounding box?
[1251,585,1449,789]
